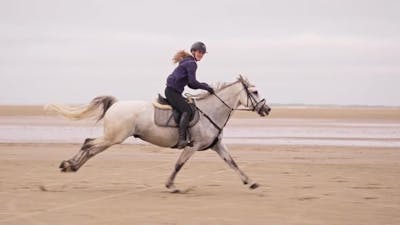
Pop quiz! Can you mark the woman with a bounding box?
[165,41,214,149]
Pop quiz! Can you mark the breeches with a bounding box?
[165,86,193,118]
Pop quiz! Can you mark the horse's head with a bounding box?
[237,75,271,117]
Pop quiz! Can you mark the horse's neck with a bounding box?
[196,82,241,126]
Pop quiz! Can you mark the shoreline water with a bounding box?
[1,117,399,147]
[1,106,399,147]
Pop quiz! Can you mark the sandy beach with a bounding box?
[0,106,399,225]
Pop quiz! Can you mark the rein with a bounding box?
[195,103,233,150]
[194,79,265,149]
[213,93,234,111]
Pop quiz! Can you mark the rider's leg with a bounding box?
[176,111,189,148]
[165,87,193,148]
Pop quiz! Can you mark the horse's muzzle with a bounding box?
[260,106,271,117]
[254,99,270,117]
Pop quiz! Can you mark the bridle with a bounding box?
[237,79,267,113]
[195,79,267,149]
[210,79,266,113]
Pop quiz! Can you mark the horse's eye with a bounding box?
[252,91,258,95]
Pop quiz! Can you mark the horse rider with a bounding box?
[165,41,214,149]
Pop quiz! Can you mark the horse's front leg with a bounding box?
[211,141,259,189]
[166,147,197,192]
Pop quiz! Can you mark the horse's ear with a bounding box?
[238,74,250,85]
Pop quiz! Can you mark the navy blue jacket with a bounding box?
[166,56,211,94]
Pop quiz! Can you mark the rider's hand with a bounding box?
[207,87,214,94]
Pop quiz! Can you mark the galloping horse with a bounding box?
[46,75,271,192]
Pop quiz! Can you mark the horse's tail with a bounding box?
[44,96,118,122]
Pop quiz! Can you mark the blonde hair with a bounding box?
[172,50,192,64]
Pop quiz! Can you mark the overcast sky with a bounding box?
[1,0,400,106]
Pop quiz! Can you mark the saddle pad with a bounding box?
[153,107,200,128]
[152,101,172,110]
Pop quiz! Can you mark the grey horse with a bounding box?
[46,75,271,192]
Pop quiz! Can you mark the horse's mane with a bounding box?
[188,81,232,99]
[188,75,252,100]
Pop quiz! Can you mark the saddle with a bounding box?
[153,94,200,127]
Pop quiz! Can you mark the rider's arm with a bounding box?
[186,61,213,92]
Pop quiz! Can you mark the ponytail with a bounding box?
[172,50,191,64]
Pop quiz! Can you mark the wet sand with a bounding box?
[0,106,400,225]
[1,144,399,225]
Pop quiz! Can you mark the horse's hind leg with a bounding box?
[211,141,259,189]
[59,137,114,172]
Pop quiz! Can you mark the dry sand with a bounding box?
[0,106,399,225]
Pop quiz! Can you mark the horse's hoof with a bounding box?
[59,161,68,171]
[249,183,260,189]
[59,160,66,169]
[59,160,76,173]
[60,166,70,172]
[169,188,181,193]
[166,183,180,193]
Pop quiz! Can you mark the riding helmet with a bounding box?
[190,41,207,53]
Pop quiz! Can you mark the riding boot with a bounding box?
[176,112,190,149]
